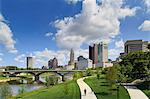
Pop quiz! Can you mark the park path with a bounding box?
[124,85,149,99]
[77,77,97,99]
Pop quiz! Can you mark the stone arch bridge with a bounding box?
[0,70,86,82]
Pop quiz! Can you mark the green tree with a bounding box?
[45,76,50,87]
[147,43,150,50]
[106,66,118,89]
[119,51,150,81]
[85,69,92,76]
[73,72,83,80]
[0,84,12,99]
[18,85,26,94]
[96,68,101,79]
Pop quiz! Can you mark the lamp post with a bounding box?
[117,84,119,99]
[116,80,120,99]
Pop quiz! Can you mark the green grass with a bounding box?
[0,76,19,80]
[0,76,8,80]
[137,81,150,98]
[11,80,80,99]
[84,76,130,99]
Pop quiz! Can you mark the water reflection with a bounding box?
[9,84,44,96]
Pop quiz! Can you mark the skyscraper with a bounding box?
[48,58,58,69]
[69,48,74,65]
[27,57,33,69]
[89,44,98,64]
[98,42,108,65]
[89,42,108,67]
[48,59,53,68]
[52,57,58,69]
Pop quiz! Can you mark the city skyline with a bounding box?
[0,0,150,68]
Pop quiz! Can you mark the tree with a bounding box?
[119,51,150,81]
[147,43,150,50]
[106,66,118,89]
[0,84,12,99]
[73,72,83,80]
[45,76,58,87]
[45,76,50,87]
[18,85,26,94]
[96,68,101,79]
[85,69,92,76]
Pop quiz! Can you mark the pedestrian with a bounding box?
[84,89,87,95]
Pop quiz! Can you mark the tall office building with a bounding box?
[89,42,108,67]
[125,40,149,54]
[48,59,53,68]
[27,57,33,69]
[98,42,108,64]
[48,58,58,69]
[89,44,98,64]
[68,48,75,65]
[52,57,58,69]
[66,48,75,70]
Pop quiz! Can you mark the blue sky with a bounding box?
[0,0,150,68]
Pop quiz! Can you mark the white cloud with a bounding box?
[144,0,150,13]
[45,32,53,37]
[34,48,89,66]
[138,20,150,31]
[115,39,124,48]
[14,54,26,63]
[0,53,3,62]
[0,13,18,53]
[14,48,88,67]
[0,57,2,61]
[54,0,138,50]
[34,48,69,66]
[109,39,124,60]
[0,53,3,56]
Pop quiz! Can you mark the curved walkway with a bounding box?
[77,77,97,99]
[124,86,149,99]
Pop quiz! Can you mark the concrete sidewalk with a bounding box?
[124,86,149,99]
[77,77,97,99]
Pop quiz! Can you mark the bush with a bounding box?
[0,84,12,99]
[18,85,27,94]
[45,76,58,87]
[85,69,92,76]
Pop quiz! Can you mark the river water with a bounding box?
[0,74,72,98]
[0,76,46,97]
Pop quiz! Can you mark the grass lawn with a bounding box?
[137,81,150,98]
[11,80,80,99]
[84,76,130,99]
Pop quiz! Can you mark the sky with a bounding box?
[0,0,150,68]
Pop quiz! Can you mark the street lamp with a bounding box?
[117,85,119,99]
[116,80,120,99]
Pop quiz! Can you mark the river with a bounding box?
[0,74,73,98]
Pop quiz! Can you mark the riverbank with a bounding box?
[0,77,20,83]
[11,80,81,99]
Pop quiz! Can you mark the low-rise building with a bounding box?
[77,56,93,70]
[125,40,149,54]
